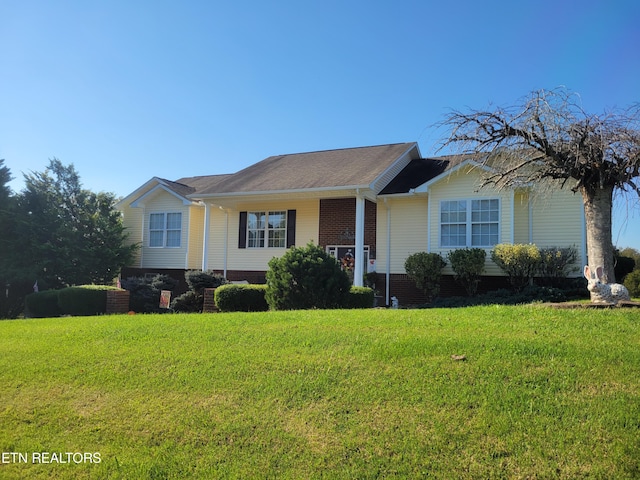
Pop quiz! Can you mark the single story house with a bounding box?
[116,142,586,304]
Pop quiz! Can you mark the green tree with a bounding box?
[10,159,138,288]
[439,88,640,301]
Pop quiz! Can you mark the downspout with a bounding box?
[528,192,533,243]
[139,207,145,268]
[222,207,228,278]
[201,202,211,271]
[510,190,515,243]
[185,207,191,269]
[385,198,391,306]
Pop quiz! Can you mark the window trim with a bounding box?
[148,211,182,248]
[439,198,500,248]
[246,210,288,249]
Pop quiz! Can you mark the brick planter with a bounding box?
[106,290,130,314]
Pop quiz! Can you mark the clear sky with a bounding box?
[2,0,639,250]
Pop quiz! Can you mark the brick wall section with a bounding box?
[319,198,377,255]
[106,290,130,314]
[203,288,218,312]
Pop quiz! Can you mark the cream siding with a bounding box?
[187,206,205,269]
[137,190,193,269]
[513,190,531,244]
[376,196,429,274]
[426,166,512,275]
[207,199,320,273]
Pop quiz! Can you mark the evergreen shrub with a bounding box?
[266,242,351,310]
[25,290,61,318]
[121,274,178,313]
[404,252,447,302]
[172,271,228,313]
[215,284,268,312]
[347,286,375,308]
[448,248,486,296]
[57,285,117,316]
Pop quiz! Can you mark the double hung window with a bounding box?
[149,212,182,247]
[440,199,499,247]
[247,211,287,248]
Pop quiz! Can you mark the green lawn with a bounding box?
[1,306,639,479]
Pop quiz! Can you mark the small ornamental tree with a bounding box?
[404,252,447,302]
[491,244,541,291]
[265,242,351,310]
[448,248,486,296]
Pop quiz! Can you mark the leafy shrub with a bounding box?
[215,284,269,312]
[448,248,486,296]
[404,252,447,302]
[57,285,118,316]
[25,290,61,318]
[538,246,578,285]
[121,274,178,313]
[266,242,351,310]
[623,269,640,298]
[491,244,541,291]
[347,286,375,308]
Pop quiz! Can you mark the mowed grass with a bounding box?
[0,306,639,479]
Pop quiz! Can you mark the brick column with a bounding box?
[203,288,218,313]
[106,290,130,314]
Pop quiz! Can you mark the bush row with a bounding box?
[214,284,375,312]
[25,285,122,318]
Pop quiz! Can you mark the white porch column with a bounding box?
[354,194,365,287]
[202,202,211,271]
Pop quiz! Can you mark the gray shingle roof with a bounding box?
[195,143,417,195]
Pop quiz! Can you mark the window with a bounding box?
[247,211,286,248]
[149,212,182,247]
[440,199,499,247]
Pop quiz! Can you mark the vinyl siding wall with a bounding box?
[376,196,429,274]
[376,168,584,277]
[121,203,144,267]
[137,191,193,269]
[207,199,320,273]
[426,166,513,276]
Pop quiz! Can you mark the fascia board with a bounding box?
[369,143,420,193]
[189,184,373,200]
[130,182,194,208]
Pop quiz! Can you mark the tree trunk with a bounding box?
[581,184,616,292]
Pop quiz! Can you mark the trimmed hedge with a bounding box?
[214,284,269,312]
[347,286,375,308]
[25,290,62,318]
[25,285,121,318]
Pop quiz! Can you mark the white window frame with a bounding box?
[440,199,500,248]
[149,211,182,248]
[247,211,287,248]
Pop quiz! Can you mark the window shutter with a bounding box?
[238,211,247,248]
[286,210,296,248]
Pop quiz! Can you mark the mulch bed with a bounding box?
[544,301,640,309]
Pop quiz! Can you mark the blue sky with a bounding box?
[2,0,639,249]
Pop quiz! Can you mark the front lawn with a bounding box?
[1,306,638,479]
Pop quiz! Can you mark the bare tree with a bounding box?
[438,88,640,299]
